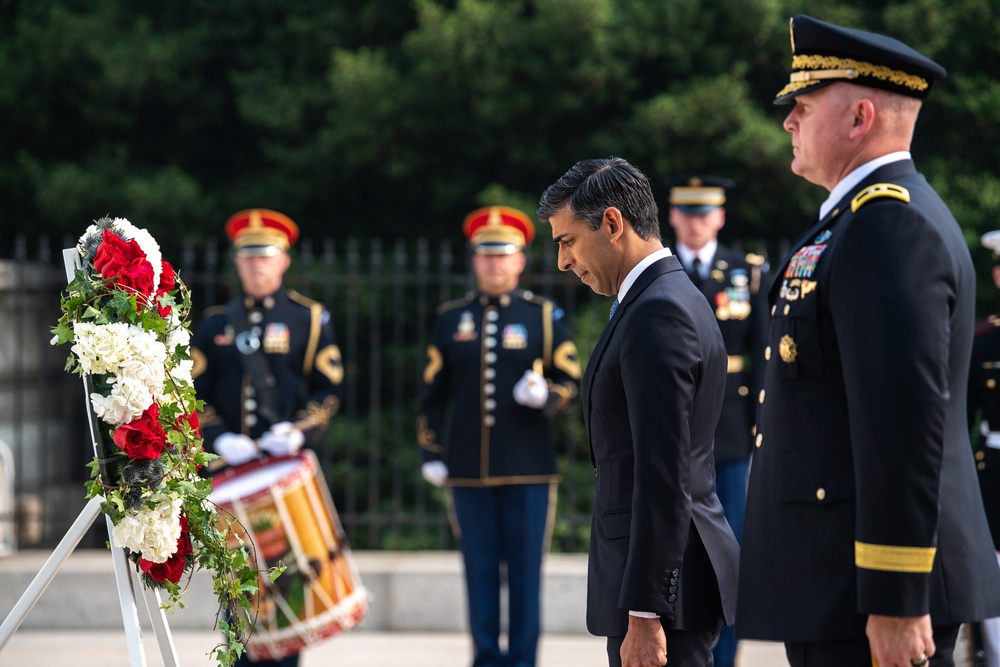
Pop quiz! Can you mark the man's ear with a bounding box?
[604,207,626,243]
[849,98,876,139]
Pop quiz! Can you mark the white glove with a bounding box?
[215,432,258,466]
[259,421,306,457]
[421,461,448,487]
[513,370,549,409]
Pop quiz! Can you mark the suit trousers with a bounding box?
[784,624,961,667]
[606,627,720,667]
[451,483,552,667]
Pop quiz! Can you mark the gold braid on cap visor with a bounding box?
[776,54,930,98]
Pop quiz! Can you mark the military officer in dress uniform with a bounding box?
[191,209,344,667]
[665,174,768,667]
[417,205,581,667]
[967,230,1000,667]
[736,15,1000,667]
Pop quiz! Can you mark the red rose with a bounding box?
[112,404,167,460]
[155,261,176,317]
[177,411,201,438]
[93,229,155,299]
[140,516,192,584]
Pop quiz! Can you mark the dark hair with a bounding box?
[536,157,661,240]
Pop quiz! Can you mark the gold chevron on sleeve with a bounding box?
[423,345,443,385]
[855,541,936,573]
[553,341,582,380]
[315,344,344,385]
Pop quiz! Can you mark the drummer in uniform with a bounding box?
[191,208,344,667]
[664,174,768,667]
[418,205,581,667]
[967,230,1000,667]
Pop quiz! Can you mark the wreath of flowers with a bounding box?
[50,217,266,666]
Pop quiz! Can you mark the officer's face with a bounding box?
[669,206,725,252]
[783,85,857,191]
[472,251,525,297]
[234,251,291,298]
[549,206,621,297]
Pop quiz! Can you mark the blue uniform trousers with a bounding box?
[712,458,748,667]
[451,483,552,667]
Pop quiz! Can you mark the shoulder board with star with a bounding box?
[436,293,477,314]
[851,183,910,213]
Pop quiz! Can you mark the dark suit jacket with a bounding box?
[583,253,740,637]
[738,160,1000,642]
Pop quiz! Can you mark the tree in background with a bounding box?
[2,0,999,307]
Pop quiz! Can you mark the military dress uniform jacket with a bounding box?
[968,317,1000,550]
[583,255,739,637]
[737,160,1000,642]
[417,289,581,485]
[191,289,344,452]
[693,245,769,463]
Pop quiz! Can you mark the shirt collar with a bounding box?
[617,247,673,302]
[820,151,911,220]
[675,240,717,275]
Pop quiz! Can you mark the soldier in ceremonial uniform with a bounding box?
[736,15,1000,667]
[191,209,344,667]
[417,205,581,667]
[967,231,1000,667]
[665,174,768,667]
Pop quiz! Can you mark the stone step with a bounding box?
[0,549,589,633]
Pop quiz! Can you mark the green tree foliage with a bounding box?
[4,0,999,295]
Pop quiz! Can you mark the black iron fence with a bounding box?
[2,233,618,553]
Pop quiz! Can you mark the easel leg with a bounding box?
[0,496,103,650]
[132,563,181,667]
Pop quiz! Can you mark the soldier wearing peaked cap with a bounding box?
[418,205,581,667]
[737,14,1000,667]
[665,173,768,667]
[191,210,344,667]
[966,231,1000,667]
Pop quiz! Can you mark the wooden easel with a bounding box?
[0,249,180,666]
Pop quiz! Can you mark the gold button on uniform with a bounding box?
[979,462,986,471]
[783,304,790,316]
[755,433,763,448]
[771,305,776,316]
[976,451,986,461]
[738,386,749,397]
[765,346,771,361]
[988,379,997,389]
[758,389,766,404]
[816,488,826,501]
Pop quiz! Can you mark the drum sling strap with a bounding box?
[226,299,283,427]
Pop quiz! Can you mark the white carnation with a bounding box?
[111,494,183,563]
[71,322,133,375]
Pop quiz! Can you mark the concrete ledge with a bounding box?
[0,550,590,634]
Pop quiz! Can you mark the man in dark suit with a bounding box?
[737,15,1000,667]
[538,157,739,667]
[664,174,768,667]
[967,230,1000,667]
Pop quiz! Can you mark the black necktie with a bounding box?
[689,258,703,288]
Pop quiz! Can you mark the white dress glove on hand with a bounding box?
[215,432,258,466]
[513,370,549,409]
[259,421,306,457]
[421,461,449,487]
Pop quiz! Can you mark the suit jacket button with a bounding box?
[670,577,678,586]
[816,487,826,501]
[671,569,679,577]
[668,594,677,602]
[594,467,599,478]
[668,586,677,594]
